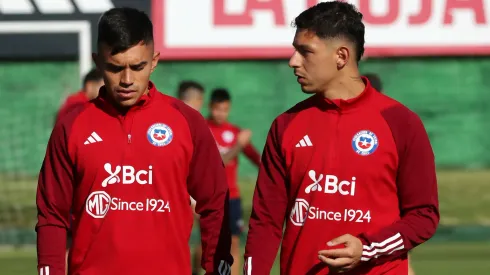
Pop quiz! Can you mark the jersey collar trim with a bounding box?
[319,76,374,113]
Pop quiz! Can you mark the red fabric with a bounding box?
[55,91,88,122]
[37,82,232,275]
[244,78,439,275]
[207,121,261,199]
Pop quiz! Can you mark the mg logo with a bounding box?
[86,191,111,219]
[290,198,309,227]
[101,163,153,187]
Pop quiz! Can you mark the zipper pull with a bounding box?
[128,134,132,144]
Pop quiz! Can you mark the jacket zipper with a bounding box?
[120,117,129,144]
[119,112,135,164]
[120,112,136,144]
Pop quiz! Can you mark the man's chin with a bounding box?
[300,85,317,94]
[114,97,139,109]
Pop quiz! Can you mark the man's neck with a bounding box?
[112,102,130,115]
[322,73,365,101]
[209,118,225,126]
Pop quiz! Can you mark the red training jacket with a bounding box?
[207,120,261,199]
[244,78,439,275]
[55,90,88,122]
[36,82,233,275]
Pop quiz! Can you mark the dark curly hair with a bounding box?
[293,1,365,62]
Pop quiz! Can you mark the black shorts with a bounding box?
[229,198,243,236]
[67,210,73,249]
[66,230,72,249]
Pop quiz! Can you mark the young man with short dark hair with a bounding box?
[174,80,206,275]
[55,68,104,122]
[245,2,439,274]
[177,80,205,111]
[207,88,261,275]
[36,7,232,275]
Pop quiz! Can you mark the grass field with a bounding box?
[1,170,490,274]
[1,242,489,275]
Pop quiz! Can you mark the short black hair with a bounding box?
[364,73,383,92]
[97,7,153,55]
[210,88,231,103]
[177,81,204,100]
[83,68,103,86]
[293,1,365,62]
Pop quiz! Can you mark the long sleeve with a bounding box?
[185,110,233,275]
[244,119,289,275]
[243,144,261,167]
[359,107,439,264]
[36,122,74,275]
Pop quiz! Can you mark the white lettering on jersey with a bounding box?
[101,163,153,187]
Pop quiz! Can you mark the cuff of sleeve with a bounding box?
[357,232,405,263]
[358,235,375,263]
[38,266,65,275]
[37,225,67,274]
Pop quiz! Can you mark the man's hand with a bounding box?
[190,196,200,218]
[318,234,363,273]
[221,130,252,165]
[237,129,252,147]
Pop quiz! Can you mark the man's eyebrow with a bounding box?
[292,43,312,51]
[105,62,123,68]
[105,61,148,68]
[130,61,148,67]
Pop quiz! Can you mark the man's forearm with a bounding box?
[37,226,67,275]
[221,144,243,165]
[358,205,439,264]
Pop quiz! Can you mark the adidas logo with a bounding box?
[84,132,103,145]
[295,135,313,148]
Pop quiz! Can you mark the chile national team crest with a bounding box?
[147,123,173,147]
[352,130,378,156]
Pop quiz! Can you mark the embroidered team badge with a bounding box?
[352,130,378,156]
[147,123,173,147]
[222,130,235,143]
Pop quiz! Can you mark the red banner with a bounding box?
[153,0,490,60]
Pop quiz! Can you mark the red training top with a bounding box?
[207,121,261,199]
[36,82,233,275]
[55,90,88,122]
[244,78,439,275]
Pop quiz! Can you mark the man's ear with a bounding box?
[151,51,160,73]
[336,46,349,70]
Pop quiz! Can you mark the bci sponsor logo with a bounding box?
[101,163,153,187]
[305,170,356,196]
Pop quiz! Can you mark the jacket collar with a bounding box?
[316,76,375,113]
[95,81,157,116]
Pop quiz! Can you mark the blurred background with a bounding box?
[1,0,490,274]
